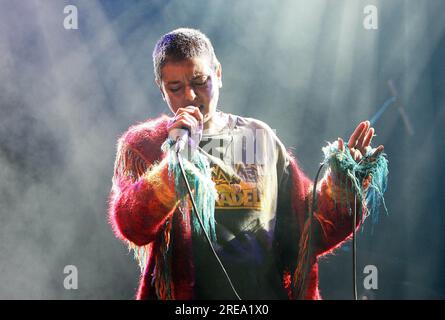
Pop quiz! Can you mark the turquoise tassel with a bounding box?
[161,138,218,241]
[322,141,389,226]
[150,139,217,299]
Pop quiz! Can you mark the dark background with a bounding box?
[0,0,444,299]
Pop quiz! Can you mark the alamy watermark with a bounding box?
[363,264,378,290]
[172,127,277,167]
[63,5,78,30]
[63,265,78,290]
[363,5,378,30]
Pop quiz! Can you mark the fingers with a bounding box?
[168,112,199,132]
[339,136,363,162]
[348,121,367,149]
[181,112,199,130]
[175,106,204,126]
[362,127,375,149]
[349,120,378,156]
[344,120,383,163]
[338,137,344,151]
[356,121,370,152]
[370,145,384,159]
[352,149,362,162]
[168,106,204,135]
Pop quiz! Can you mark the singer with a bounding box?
[108,28,388,300]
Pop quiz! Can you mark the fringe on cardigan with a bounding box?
[293,141,389,299]
[148,138,218,300]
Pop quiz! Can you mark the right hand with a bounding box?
[167,106,204,151]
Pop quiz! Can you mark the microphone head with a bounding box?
[174,129,188,154]
[175,139,187,154]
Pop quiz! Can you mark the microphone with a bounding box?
[173,105,205,154]
[174,128,189,154]
[175,126,203,154]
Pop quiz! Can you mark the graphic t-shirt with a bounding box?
[193,111,296,299]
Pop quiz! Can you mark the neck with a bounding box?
[203,110,226,134]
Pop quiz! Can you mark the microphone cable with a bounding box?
[175,149,242,300]
[352,156,367,301]
[175,141,360,301]
[307,161,359,300]
[299,162,325,299]
[353,193,358,300]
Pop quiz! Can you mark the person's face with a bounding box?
[157,56,222,121]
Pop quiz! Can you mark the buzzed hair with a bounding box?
[152,28,219,83]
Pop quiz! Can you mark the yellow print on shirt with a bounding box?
[211,163,263,210]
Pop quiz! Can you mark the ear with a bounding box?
[216,63,222,88]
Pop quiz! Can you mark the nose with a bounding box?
[184,85,197,101]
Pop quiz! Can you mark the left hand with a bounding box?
[337,120,384,163]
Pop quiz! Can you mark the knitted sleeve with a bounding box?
[308,141,388,257]
[108,140,178,247]
[309,164,366,257]
[287,143,388,299]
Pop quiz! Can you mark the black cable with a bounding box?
[176,146,359,301]
[353,157,366,301]
[307,162,359,301]
[176,150,242,300]
[300,163,325,299]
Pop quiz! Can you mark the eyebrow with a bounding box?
[165,74,208,85]
[165,81,182,85]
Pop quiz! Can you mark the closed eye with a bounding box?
[193,76,209,86]
[168,86,181,93]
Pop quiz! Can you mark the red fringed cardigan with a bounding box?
[108,115,365,300]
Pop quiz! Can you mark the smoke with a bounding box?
[0,0,444,298]
[0,0,144,298]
